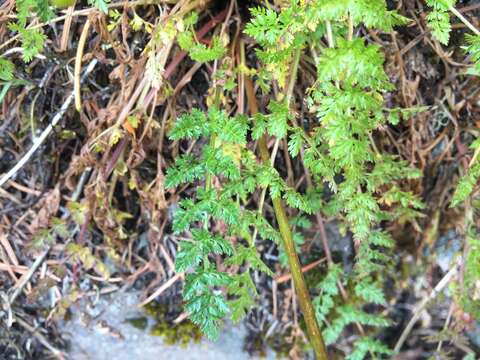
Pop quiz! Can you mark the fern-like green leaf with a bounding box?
[346,337,392,360]
[465,34,480,72]
[0,57,14,81]
[426,0,456,45]
[451,159,480,207]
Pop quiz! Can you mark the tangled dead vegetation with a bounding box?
[0,0,480,359]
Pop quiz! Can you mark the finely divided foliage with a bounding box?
[0,0,51,77]
[426,0,456,45]
[426,1,480,205]
[248,4,422,357]
[249,2,421,358]
[165,107,279,339]
[4,0,480,357]
[165,100,320,338]
[0,0,110,93]
[168,0,424,357]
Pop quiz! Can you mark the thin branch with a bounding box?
[257,134,328,360]
[325,20,334,48]
[246,48,328,358]
[14,315,65,360]
[449,5,480,36]
[138,272,183,307]
[8,248,49,306]
[394,260,460,353]
[248,47,302,243]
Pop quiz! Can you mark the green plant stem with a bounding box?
[203,85,222,268]
[249,47,302,244]
[286,47,302,105]
[205,86,222,192]
[347,14,354,41]
[268,47,301,165]
[258,135,328,360]
[393,259,460,353]
[325,21,334,48]
[245,75,328,360]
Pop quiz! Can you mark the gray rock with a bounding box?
[60,291,278,360]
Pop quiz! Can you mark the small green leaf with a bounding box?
[0,57,14,81]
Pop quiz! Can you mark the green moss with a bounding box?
[143,302,168,319]
[142,302,202,347]
[150,320,202,347]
